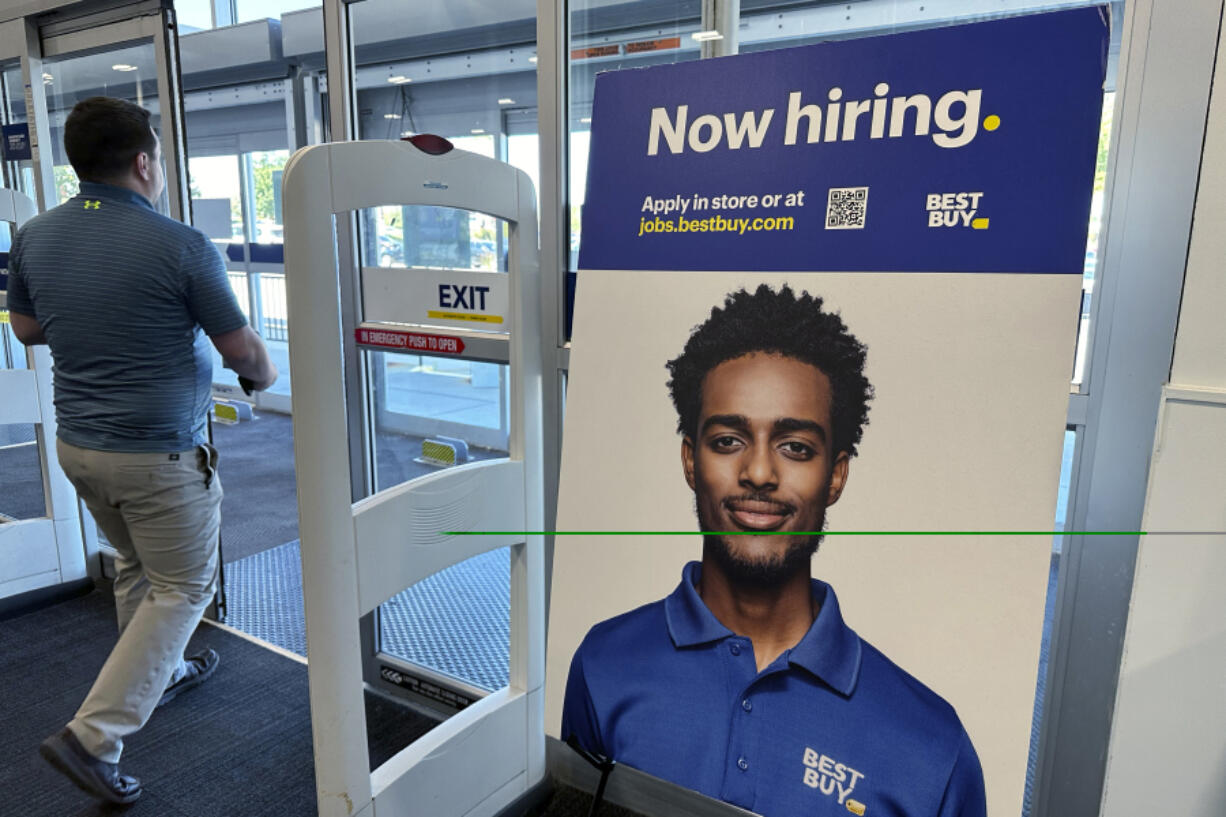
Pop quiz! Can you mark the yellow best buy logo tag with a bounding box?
[925,192,989,229]
[846,799,867,815]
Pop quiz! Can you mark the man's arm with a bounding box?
[210,325,278,392]
[936,730,987,817]
[182,231,277,391]
[5,237,42,345]
[561,648,607,756]
[9,311,46,345]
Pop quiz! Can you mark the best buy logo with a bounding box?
[926,192,988,229]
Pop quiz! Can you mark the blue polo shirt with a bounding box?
[5,182,247,452]
[562,562,986,817]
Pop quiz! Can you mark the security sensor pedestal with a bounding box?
[0,189,89,602]
[283,139,545,817]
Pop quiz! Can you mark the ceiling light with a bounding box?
[471,128,486,134]
[383,114,399,120]
[112,63,138,72]
[691,30,724,42]
[528,55,538,63]
[498,98,515,105]
[387,75,411,84]
[41,72,52,81]
[580,117,591,124]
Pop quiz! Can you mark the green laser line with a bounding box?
[440,530,1147,536]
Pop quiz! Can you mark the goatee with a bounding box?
[699,506,825,591]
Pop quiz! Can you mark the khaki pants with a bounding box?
[56,439,222,763]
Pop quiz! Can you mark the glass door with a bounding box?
[0,26,77,600]
[0,185,70,602]
[37,9,188,220]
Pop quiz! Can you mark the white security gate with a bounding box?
[0,189,89,601]
[282,139,545,817]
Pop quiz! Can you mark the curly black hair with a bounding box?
[666,284,873,457]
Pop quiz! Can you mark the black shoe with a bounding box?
[157,648,219,708]
[39,728,142,805]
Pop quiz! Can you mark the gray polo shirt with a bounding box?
[5,182,248,452]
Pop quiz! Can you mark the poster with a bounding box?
[577,9,1105,275]
[548,9,1107,817]
[1,124,32,162]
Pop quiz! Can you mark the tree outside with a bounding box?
[249,150,289,242]
[54,165,79,204]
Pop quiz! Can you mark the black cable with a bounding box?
[565,735,617,817]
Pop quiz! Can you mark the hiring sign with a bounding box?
[550,9,1109,817]
[579,8,1106,273]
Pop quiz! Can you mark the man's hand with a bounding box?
[210,325,278,391]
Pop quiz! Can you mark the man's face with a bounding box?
[147,130,165,202]
[134,128,164,202]
[682,352,849,588]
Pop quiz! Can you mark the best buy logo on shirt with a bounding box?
[802,747,866,812]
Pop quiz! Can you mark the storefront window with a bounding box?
[189,155,243,246]
[236,0,318,24]
[348,0,537,693]
[568,1,697,266]
[43,42,160,207]
[175,0,216,31]
[245,149,289,244]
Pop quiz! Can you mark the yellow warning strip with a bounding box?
[427,310,504,324]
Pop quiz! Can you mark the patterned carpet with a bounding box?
[0,590,437,817]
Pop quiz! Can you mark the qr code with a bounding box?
[826,187,869,230]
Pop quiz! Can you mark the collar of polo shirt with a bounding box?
[664,561,863,695]
[79,181,155,210]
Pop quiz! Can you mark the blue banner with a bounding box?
[1,124,32,162]
[577,8,1108,274]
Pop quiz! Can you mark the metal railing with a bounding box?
[226,269,288,342]
[259,273,288,341]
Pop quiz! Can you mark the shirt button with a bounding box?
[737,757,749,771]
[741,698,752,712]
[729,643,741,656]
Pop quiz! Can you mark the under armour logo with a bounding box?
[83,200,101,210]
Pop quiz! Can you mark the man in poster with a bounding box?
[562,284,986,817]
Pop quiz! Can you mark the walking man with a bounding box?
[6,96,278,804]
